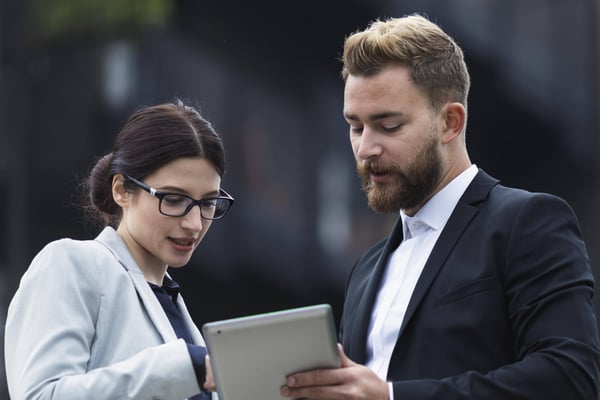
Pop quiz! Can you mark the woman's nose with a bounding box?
[180,205,204,232]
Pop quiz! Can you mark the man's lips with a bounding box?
[369,171,391,184]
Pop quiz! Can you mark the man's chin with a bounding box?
[367,191,401,214]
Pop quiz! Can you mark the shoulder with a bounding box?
[21,236,119,289]
[469,170,574,216]
[33,236,113,267]
[480,181,574,219]
[481,185,586,266]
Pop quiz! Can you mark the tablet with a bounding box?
[202,304,341,400]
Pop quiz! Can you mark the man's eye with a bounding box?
[350,126,363,134]
[383,124,402,132]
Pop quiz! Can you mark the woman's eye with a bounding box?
[202,199,218,209]
[163,195,187,206]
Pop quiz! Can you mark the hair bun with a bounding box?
[88,153,118,215]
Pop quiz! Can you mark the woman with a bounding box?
[4,100,233,399]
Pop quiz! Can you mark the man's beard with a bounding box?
[357,134,443,213]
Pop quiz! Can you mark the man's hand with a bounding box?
[280,344,389,400]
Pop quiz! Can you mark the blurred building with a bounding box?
[1,0,598,397]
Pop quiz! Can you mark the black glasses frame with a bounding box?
[125,175,234,220]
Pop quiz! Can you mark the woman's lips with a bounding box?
[168,237,196,252]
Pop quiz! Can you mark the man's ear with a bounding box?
[112,174,129,207]
[441,102,466,144]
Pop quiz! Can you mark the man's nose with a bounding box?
[355,128,382,160]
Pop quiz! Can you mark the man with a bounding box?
[281,14,600,399]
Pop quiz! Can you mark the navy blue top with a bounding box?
[150,276,209,400]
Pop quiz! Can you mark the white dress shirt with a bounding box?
[365,165,479,398]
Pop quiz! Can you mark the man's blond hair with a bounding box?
[341,14,470,112]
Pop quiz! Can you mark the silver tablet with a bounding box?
[202,304,341,400]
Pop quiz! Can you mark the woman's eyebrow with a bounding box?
[154,185,220,198]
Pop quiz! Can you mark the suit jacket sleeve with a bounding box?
[4,239,202,400]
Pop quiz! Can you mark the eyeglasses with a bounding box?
[125,175,234,220]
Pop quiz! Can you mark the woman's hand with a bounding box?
[203,354,216,392]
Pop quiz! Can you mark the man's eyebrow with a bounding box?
[344,111,406,121]
[343,112,358,121]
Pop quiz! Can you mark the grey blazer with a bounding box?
[5,227,209,400]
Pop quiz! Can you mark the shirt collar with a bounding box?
[401,164,478,235]
[148,274,181,303]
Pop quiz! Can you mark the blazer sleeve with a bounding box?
[4,239,202,400]
[391,193,600,399]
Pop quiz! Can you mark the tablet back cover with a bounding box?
[202,304,340,400]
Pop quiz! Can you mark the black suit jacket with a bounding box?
[340,170,600,399]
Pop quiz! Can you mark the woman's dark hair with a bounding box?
[84,99,226,228]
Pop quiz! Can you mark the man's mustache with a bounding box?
[357,160,400,176]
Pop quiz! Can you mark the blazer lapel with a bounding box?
[397,170,499,337]
[128,271,178,343]
[95,227,178,343]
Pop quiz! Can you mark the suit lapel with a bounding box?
[397,170,499,336]
[349,217,404,363]
[397,201,477,337]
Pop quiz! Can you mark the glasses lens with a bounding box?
[201,198,232,220]
[215,198,232,218]
[160,194,194,217]
[159,194,232,219]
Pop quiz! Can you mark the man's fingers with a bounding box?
[337,343,357,368]
[287,367,341,387]
[285,345,358,388]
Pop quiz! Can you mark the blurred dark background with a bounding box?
[1,0,598,397]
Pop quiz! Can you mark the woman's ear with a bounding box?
[441,102,466,144]
[112,174,129,207]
